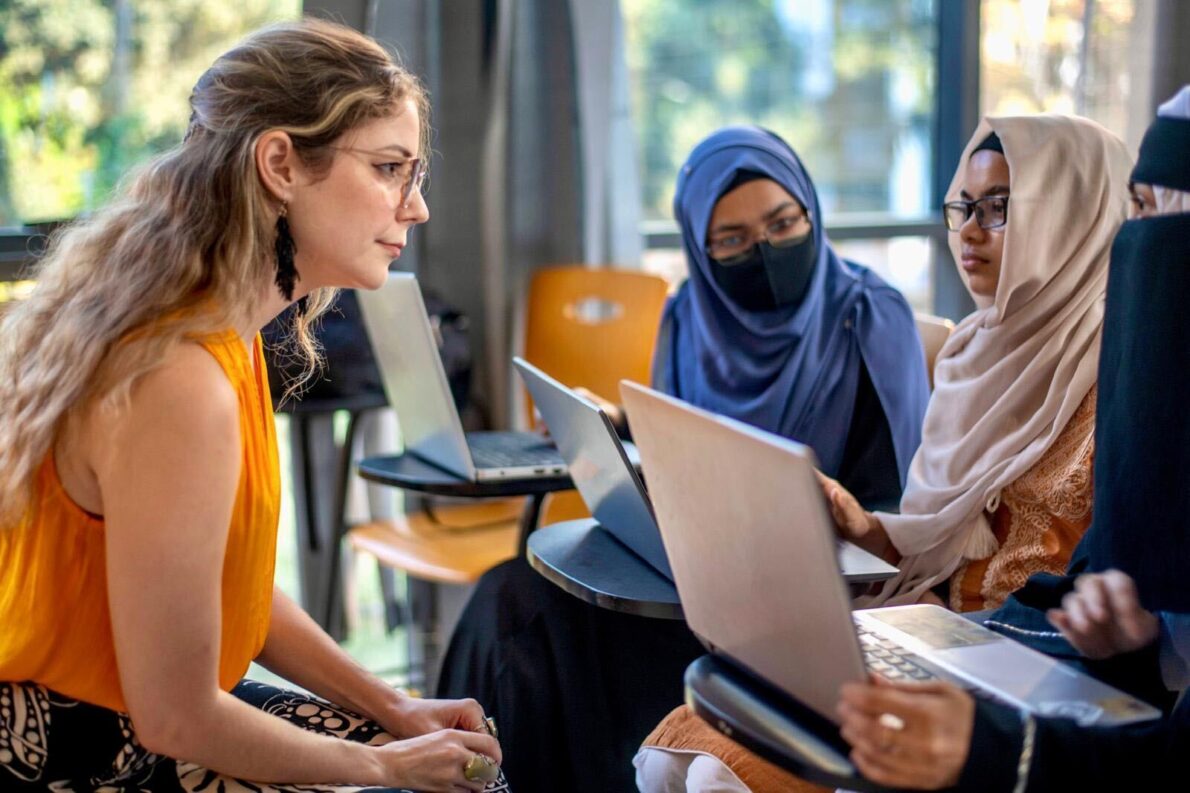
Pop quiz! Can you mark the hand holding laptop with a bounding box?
[837,676,975,790]
[816,470,896,562]
[838,568,1167,791]
[531,387,621,439]
[571,387,627,434]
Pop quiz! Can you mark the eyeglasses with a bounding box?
[328,146,427,207]
[943,196,1009,231]
[706,212,812,264]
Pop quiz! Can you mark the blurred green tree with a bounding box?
[0,0,299,226]
[622,0,935,222]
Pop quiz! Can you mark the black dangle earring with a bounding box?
[274,204,299,301]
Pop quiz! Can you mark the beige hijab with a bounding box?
[861,115,1133,608]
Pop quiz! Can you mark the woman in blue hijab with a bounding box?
[656,126,929,505]
[438,128,930,793]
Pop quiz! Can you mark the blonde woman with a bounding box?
[0,20,505,792]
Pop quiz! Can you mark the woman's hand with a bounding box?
[374,728,503,792]
[815,471,892,558]
[838,677,975,790]
[533,387,623,437]
[386,695,489,738]
[1047,570,1159,659]
[573,387,627,432]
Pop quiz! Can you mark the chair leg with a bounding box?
[406,576,440,696]
[378,564,404,634]
[323,409,362,639]
[290,412,341,632]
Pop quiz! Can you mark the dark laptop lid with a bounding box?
[513,358,673,580]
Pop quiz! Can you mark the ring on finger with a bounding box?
[463,753,500,783]
[877,712,905,752]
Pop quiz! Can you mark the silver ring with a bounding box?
[877,712,905,752]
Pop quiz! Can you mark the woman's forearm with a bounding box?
[856,513,901,564]
[147,689,384,786]
[255,586,405,728]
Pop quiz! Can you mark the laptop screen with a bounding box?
[514,358,672,579]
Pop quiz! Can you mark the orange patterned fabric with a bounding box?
[952,385,1097,612]
[0,332,280,712]
[642,705,830,793]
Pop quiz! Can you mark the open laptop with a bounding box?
[515,357,898,586]
[620,381,1161,729]
[513,357,670,578]
[357,273,565,480]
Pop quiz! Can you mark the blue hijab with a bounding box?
[661,126,927,481]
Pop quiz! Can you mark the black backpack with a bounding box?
[262,289,472,413]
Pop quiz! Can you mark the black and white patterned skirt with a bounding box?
[0,679,511,792]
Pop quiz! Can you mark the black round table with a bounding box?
[525,516,898,620]
[526,518,684,620]
[357,453,575,555]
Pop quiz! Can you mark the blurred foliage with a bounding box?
[0,0,300,226]
[981,0,1138,139]
[621,0,937,222]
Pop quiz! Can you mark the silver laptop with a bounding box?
[515,357,898,587]
[357,273,566,480]
[620,381,1161,728]
[513,357,670,578]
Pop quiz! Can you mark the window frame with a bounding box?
[0,229,39,282]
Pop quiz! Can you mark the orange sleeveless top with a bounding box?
[0,332,280,712]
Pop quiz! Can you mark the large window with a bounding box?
[621,0,939,307]
[623,0,937,223]
[981,0,1151,145]
[622,0,1153,314]
[0,0,301,228]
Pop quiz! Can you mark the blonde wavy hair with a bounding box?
[0,18,429,523]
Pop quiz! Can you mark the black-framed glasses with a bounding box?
[943,196,1009,231]
[706,211,812,264]
[328,146,427,207]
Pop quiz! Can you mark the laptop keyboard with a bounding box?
[856,623,1010,707]
[856,624,940,682]
[467,432,563,468]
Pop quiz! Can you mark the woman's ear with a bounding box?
[255,130,300,204]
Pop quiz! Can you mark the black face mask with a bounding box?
[709,234,817,312]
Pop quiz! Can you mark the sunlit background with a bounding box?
[0,0,1161,681]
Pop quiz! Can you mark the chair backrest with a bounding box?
[522,265,670,426]
[914,312,955,390]
[522,266,670,525]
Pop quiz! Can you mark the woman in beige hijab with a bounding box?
[822,113,1132,613]
[634,114,1133,793]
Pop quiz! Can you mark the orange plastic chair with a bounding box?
[523,266,670,523]
[522,265,670,425]
[347,499,525,585]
